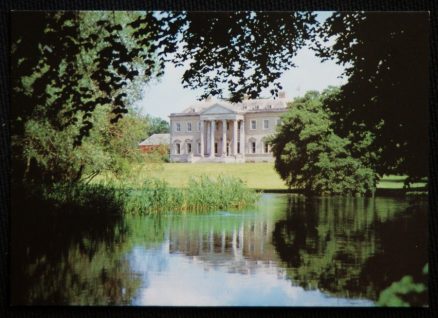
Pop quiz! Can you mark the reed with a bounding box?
[121,175,259,214]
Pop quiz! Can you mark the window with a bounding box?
[227,122,230,130]
[263,119,269,129]
[214,143,218,154]
[227,142,230,156]
[176,123,181,132]
[187,143,192,154]
[250,120,257,130]
[237,142,240,154]
[266,104,272,109]
[264,143,269,153]
[251,142,256,153]
[198,142,201,154]
[198,121,201,131]
[276,119,281,126]
[187,122,192,131]
[176,143,181,154]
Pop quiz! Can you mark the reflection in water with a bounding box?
[11,211,142,305]
[11,194,427,306]
[272,196,427,303]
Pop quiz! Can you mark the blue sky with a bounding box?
[134,12,346,121]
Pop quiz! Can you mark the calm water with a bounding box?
[11,194,428,306]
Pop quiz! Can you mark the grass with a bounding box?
[114,162,288,190]
[377,175,426,189]
[99,162,426,191]
[122,176,258,214]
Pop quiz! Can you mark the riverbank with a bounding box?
[13,175,258,216]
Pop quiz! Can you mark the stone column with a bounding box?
[222,119,227,157]
[233,120,238,155]
[200,120,204,157]
[240,119,245,155]
[210,120,216,157]
[206,121,210,155]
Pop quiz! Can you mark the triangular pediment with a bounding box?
[200,103,236,115]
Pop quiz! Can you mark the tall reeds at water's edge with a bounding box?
[120,175,259,214]
[19,175,258,215]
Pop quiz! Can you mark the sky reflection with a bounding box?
[129,242,374,306]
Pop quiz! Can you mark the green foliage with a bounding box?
[172,12,316,101]
[146,116,170,135]
[270,88,378,195]
[122,175,259,214]
[12,181,124,217]
[15,174,258,217]
[184,175,258,211]
[19,104,150,184]
[11,11,160,185]
[316,12,428,180]
[377,264,428,307]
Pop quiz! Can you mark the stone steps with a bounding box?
[189,155,245,163]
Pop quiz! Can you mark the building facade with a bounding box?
[169,92,290,163]
[138,133,170,153]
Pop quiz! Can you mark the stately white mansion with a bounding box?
[169,92,290,163]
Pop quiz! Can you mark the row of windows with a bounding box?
[175,121,201,132]
[174,141,271,155]
[174,119,281,132]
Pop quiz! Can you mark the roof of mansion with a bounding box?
[169,95,291,117]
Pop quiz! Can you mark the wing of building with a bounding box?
[139,133,170,153]
[169,92,290,163]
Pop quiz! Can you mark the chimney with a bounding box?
[279,91,286,99]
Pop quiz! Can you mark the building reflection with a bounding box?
[166,195,288,275]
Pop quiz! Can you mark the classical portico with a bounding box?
[198,104,245,160]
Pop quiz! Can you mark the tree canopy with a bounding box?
[11,11,429,185]
[270,89,377,195]
[315,12,429,181]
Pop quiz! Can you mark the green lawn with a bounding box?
[146,162,287,190]
[110,162,425,191]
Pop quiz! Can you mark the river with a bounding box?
[11,193,428,306]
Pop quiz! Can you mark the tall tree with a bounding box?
[270,89,377,195]
[315,12,429,181]
[11,11,163,183]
